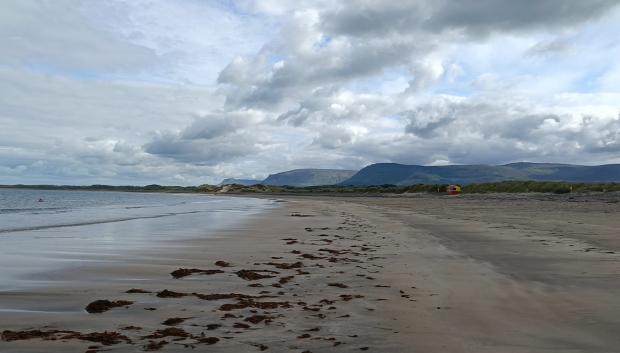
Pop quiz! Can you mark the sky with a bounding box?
[1,0,620,185]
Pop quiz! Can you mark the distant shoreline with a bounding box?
[2,179,620,195]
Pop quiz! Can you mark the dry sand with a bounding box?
[1,193,620,352]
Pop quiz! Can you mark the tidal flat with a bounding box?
[1,192,620,352]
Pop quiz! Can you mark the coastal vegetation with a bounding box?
[2,181,620,194]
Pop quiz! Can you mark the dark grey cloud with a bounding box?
[278,106,312,126]
[144,131,256,165]
[402,102,459,138]
[322,0,620,38]
[143,111,262,165]
[498,114,561,139]
[180,113,244,140]
[320,2,428,37]
[426,0,619,36]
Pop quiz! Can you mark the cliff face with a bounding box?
[262,169,357,187]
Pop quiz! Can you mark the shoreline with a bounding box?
[1,195,620,352]
[0,193,277,293]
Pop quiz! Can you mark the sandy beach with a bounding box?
[1,193,620,352]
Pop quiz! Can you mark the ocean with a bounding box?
[0,189,278,290]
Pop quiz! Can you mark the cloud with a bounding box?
[402,101,459,138]
[144,111,264,165]
[0,0,157,72]
[0,67,224,184]
[144,132,256,165]
[180,113,249,140]
[395,95,620,164]
[216,6,435,109]
[312,126,355,149]
[321,0,619,40]
[424,0,619,36]
[2,1,620,185]
[217,0,620,111]
[526,38,574,57]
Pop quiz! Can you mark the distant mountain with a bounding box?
[262,169,357,187]
[340,162,620,186]
[218,178,261,186]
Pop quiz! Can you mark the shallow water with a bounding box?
[0,189,277,290]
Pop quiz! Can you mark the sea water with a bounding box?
[0,189,277,290]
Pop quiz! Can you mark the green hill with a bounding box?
[340,162,620,186]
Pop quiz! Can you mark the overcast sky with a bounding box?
[2,0,620,185]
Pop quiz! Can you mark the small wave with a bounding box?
[0,210,204,234]
[0,308,71,314]
[0,207,68,214]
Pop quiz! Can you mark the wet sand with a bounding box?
[1,193,620,352]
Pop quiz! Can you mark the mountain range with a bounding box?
[220,169,357,187]
[340,162,620,186]
[219,163,620,187]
